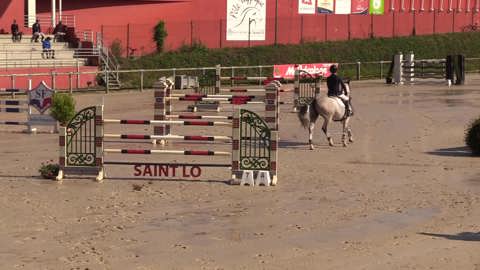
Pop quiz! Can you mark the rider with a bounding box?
[326,65,353,116]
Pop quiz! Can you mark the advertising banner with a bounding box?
[369,0,384,14]
[335,0,352,14]
[351,0,369,14]
[299,0,317,14]
[317,0,334,13]
[226,0,266,41]
[273,63,338,79]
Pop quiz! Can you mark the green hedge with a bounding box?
[118,32,480,88]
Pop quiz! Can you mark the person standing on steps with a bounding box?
[11,20,22,42]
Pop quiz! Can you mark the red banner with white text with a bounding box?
[273,63,337,79]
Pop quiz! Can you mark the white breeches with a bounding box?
[338,94,349,102]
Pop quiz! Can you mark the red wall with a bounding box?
[1,0,479,55]
[0,67,98,90]
[0,0,27,34]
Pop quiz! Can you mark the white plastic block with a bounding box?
[255,171,271,186]
[240,170,255,186]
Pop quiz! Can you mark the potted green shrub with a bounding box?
[49,93,76,126]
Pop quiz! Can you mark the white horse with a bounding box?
[297,82,354,149]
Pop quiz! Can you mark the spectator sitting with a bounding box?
[31,19,44,42]
[53,21,67,42]
[41,37,55,59]
[11,20,22,42]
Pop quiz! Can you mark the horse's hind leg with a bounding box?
[322,117,334,146]
[309,122,315,150]
[342,118,348,147]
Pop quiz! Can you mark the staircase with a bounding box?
[0,34,86,69]
[99,47,121,90]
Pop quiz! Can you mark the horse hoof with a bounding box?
[343,143,347,147]
[349,138,354,143]
[309,145,315,150]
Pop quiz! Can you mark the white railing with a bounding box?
[0,48,98,69]
[24,14,75,29]
[0,59,84,69]
[77,30,94,43]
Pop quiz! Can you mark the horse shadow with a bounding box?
[279,140,332,149]
[418,232,480,241]
[426,146,473,157]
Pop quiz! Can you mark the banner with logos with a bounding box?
[226,0,266,41]
[369,0,384,14]
[351,0,369,14]
[317,0,334,13]
[299,0,317,14]
[335,0,352,13]
[273,63,338,79]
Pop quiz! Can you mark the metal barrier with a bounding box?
[0,58,476,92]
[392,52,464,85]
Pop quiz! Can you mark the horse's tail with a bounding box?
[297,104,310,129]
[297,101,319,129]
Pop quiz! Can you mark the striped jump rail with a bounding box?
[103,119,232,126]
[0,100,29,105]
[218,88,287,93]
[0,89,21,96]
[170,94,258,98]
[165,114,233,120]
[219,76,280,81]
[0,107,29,113]
[104,134,232,141]
[0,121,29,125]
[166,96,264,105]
[0,89,21,93]
[104,149,231,156]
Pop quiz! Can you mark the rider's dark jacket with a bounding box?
[327,73,346,97]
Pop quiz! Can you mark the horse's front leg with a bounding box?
[345,117,354,143]
[309,122,315,150]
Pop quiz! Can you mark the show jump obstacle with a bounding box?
[191,65,284,112]
[293,69,321,112]
[392,52,465,85]
[56,81,279,186]
[0,82,57,133]
[153,79,280,144]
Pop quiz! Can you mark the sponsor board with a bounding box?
[335,0,352,14]
[317,0,334,13]
[227,0,266,41]
[299,0,317,14]
[369,0,384,14]
[273,63,337,79]
[28,81,54,114]
[351,0,369,13]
